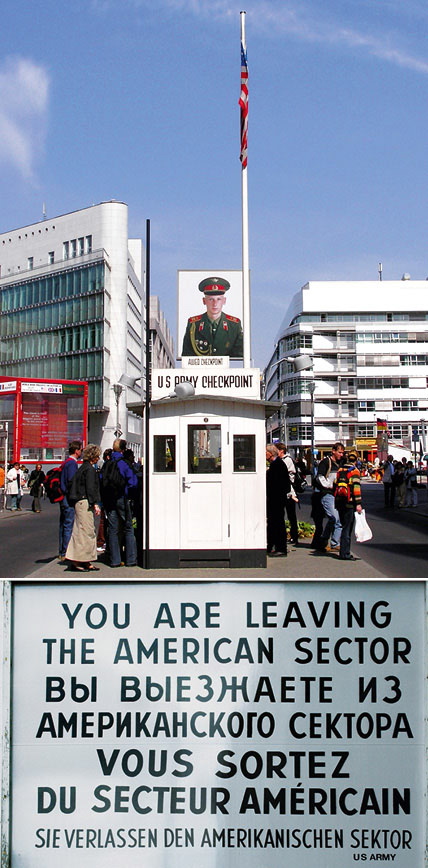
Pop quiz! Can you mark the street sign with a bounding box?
[6,582,426,868]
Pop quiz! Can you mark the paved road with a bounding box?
[0,480,426,579]
[353,479,428,578]
[0,483,428,581]
[0,495,59,579]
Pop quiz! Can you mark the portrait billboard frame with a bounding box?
[177,269,244,361]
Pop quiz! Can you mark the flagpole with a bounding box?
[240,10,251,368]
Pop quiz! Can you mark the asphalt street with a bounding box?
[0,495,59,579]
[0,480,426,580]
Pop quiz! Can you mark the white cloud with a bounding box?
[121,0,428,75]
[0,57,50,181]
[247,1,428,75]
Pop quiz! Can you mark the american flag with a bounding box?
[239,41,248,168]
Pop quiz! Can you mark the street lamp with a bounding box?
[112,384,124,438]
[167,382,195,399]
[268,353,313,375]
[118,373,141,389]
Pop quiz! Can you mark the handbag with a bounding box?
[354,509,372,543]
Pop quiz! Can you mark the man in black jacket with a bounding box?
[266,443,297,557]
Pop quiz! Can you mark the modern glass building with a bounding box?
[265,279,428,461]
[0,202,145,454]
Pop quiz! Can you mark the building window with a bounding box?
[86,235,92,253]
[280,333,313,353]
[357,331,409,343]
[357,424,376,438]
[63,242,69,260]
[392,400,418,412]
[233,435,256,472]
[358,401,376,412]
[337,355,356,372]
[357,377,408,389]
[27,257,33,270]
[78,237,84,256]
[71,239,77,258]
[188,425,221,473]
[153,436,176,472]
[288,424,312,441]
[282,378,312,398]
[388,424,408,439]
[400,355,428,366]
[48,251,54,264]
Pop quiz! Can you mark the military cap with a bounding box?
[198,276,231,296]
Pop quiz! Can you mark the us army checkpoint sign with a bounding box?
[9,581,426,867]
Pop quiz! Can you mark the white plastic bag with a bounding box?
[354,509,372,543]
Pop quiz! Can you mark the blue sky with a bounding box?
[1,0,427,367]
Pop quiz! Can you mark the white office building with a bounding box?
[265,278,428,459]
[0,201,146,454]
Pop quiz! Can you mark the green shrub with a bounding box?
[285,520,314,538]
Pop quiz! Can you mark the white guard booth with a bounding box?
[146,366,276,568]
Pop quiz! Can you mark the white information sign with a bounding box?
[21,382,63,393]
[152,368,261,400]
[11,582,425,867]
[182,356,230,368]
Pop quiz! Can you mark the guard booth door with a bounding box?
[179,418,228,549]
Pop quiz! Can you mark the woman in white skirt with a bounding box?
[66,444,101,572]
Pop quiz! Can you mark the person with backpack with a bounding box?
[58,440,82,562]
[314,442,345,552]
[334,447,363,561]
[101,438,138,568]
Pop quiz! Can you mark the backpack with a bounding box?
[293,466,307,494]
[333,466,352,502]
[100,458,126,506]
[313,456,331,491]
[44,466,64,503]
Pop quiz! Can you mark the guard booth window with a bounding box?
[233,434,256,472]
[188,425,221,473]
[154,435,176,472]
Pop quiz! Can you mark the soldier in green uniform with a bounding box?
[182,276,244,358]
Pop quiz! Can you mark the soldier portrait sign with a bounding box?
[7,581,426,867]
[178,270,244,360]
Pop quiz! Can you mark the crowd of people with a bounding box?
[1,437,142,571]
[2,461,47,512]
[1,436,422,571]
[57,438,142,572]
[381,454,419,509]
[266,440,364,561]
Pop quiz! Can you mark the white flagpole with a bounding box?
[240,10,251,368]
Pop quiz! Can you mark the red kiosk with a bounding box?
[0,377,88,467]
